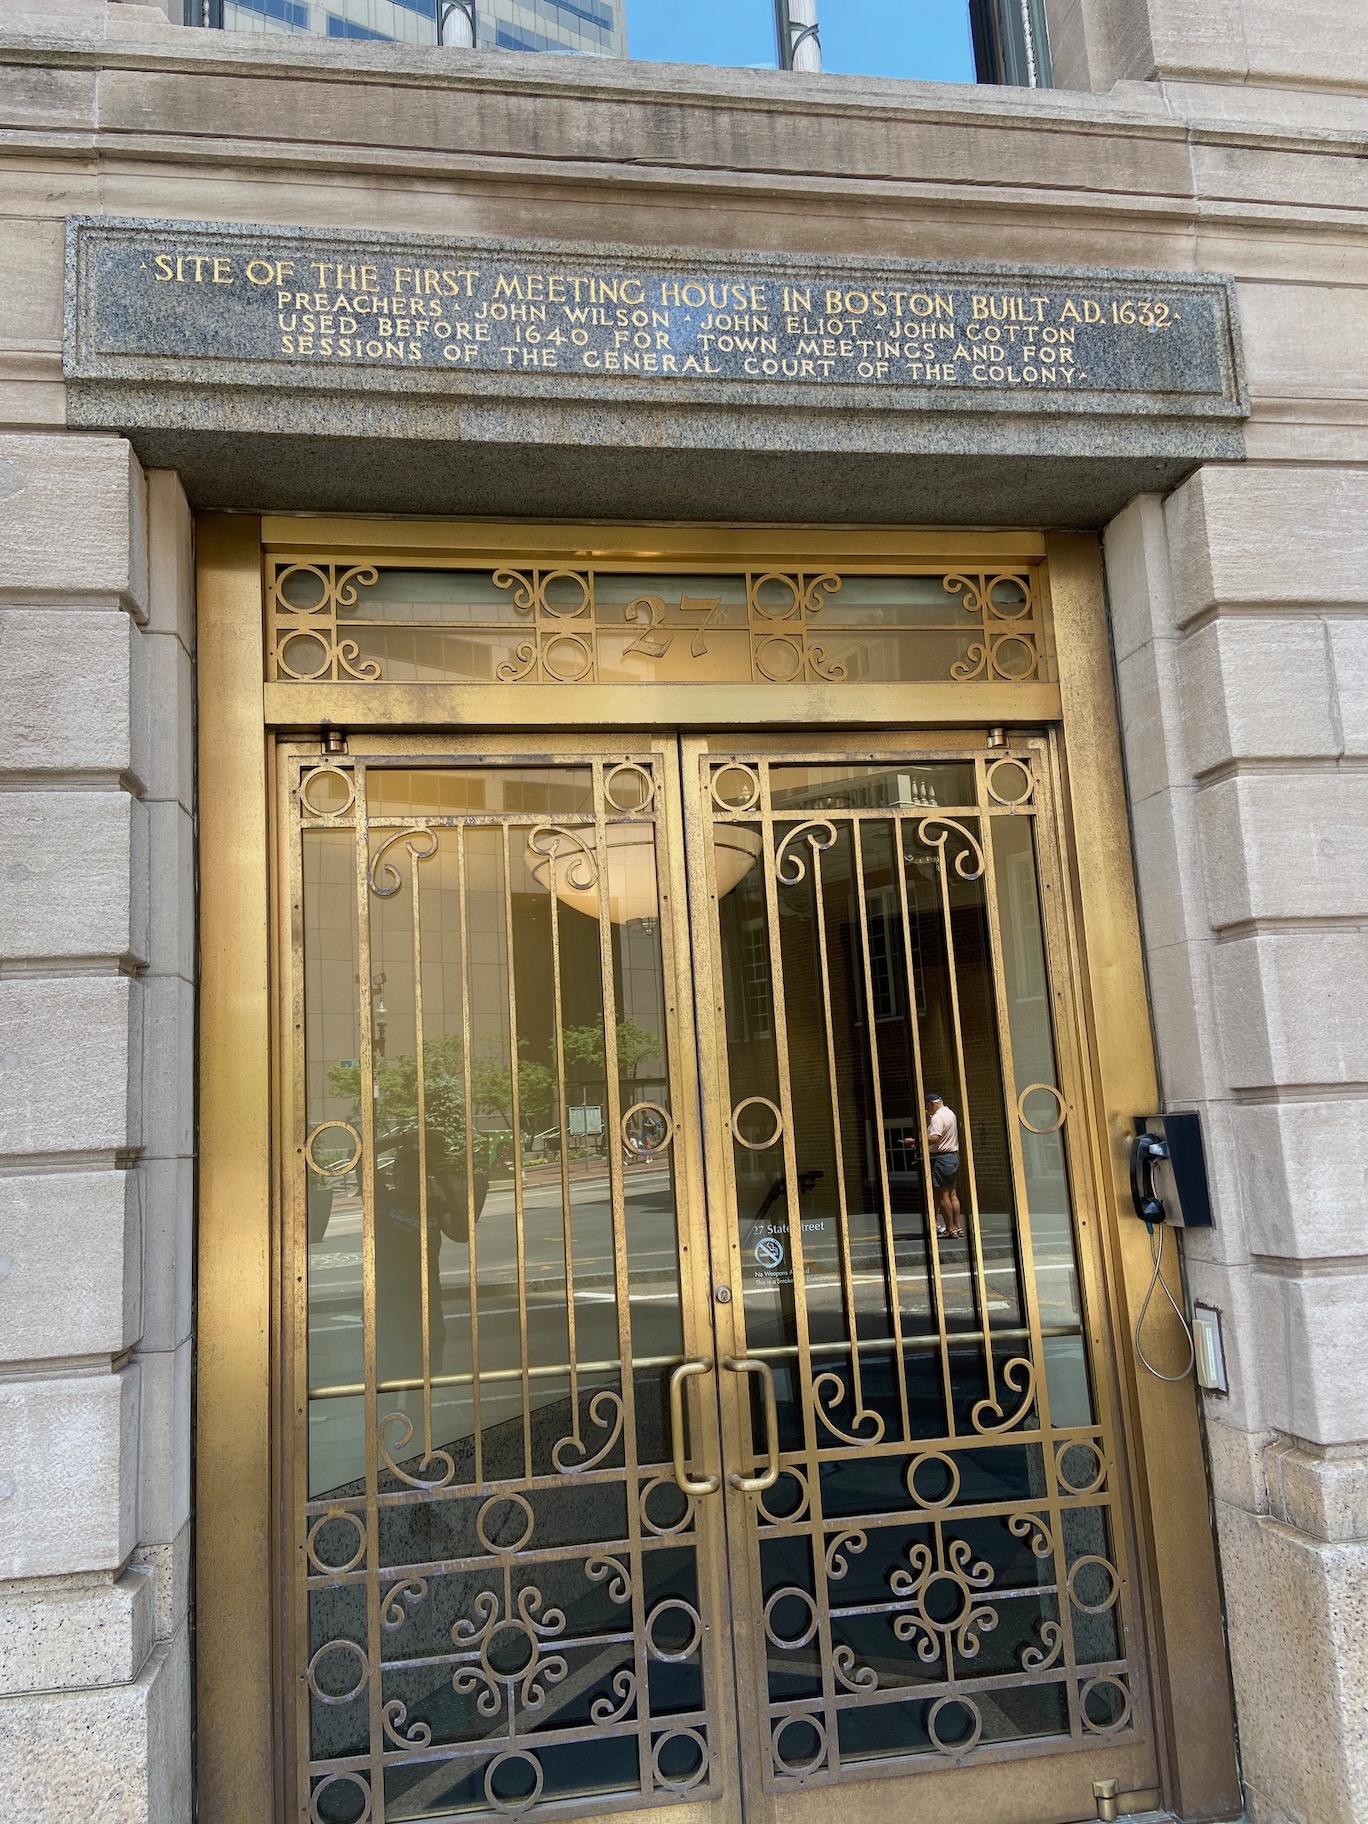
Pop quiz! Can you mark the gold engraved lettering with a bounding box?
[623,595,672,660]
[156,253,231,284]
[246,258,294,286]
[679,594,723,657]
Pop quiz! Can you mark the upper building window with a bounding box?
[204,0,1052,88]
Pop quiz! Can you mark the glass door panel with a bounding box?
[287,739,736,1824]
[686,734,1158,1819]
[284,728,1157,1824]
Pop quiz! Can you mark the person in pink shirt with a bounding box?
[925,1091,962,1240]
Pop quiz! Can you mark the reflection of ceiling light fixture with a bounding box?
[713,827,765,898]
[531,826,763,925]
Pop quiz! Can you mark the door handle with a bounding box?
[722,1356,780,1492]
[668,1359,720,1498]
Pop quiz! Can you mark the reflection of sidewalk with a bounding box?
[491,1158,666,1188]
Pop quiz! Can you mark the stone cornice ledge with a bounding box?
[0,26,1366,163]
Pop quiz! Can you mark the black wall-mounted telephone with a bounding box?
[1129,1112,1213,1229]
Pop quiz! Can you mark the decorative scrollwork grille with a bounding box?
[292,748,717,1824]
[704,741,1137,1787]
[265,559,1044,689]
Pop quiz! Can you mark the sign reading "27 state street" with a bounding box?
[66,217,1246,415]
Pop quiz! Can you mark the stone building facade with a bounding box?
[0,3,1365,1824]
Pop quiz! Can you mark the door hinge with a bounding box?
[1093,1781,1120,1823]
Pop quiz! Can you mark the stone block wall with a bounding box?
[0,434,193,1824]
[1106,468,1368,1824]
[1043,0,1368,91]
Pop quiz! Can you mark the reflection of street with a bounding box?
[307,1160,1087,1494]
[740,1210,1081,1336]
[307,1160,685,1493]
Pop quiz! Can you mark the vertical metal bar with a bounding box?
[411,831,434,1467]
[286,759,312,1822]
[452,820,477,1488]
[591,757,649,1786]
[976,757,1078,1725]
[456,822,482,1487]
[591,762,635,1436]
[808,836,869,1428]
[500,825,533,1479]
[352,767,387,1822]
[932,819,998,1410]
[675,737,745,1816]
[848,820,910,1443]
[892,813,957,1437]
[546,835,580,1449]
[755,766,836,1768]
[977,768,1054,1420]
[1036,731,1138,1732]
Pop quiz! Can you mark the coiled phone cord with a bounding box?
[1134,1220,1196,1383]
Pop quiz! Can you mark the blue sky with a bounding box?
[625,0,976,82]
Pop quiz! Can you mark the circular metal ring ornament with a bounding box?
[484,1750,544,1814]
[1055,1438,1107,1497]
[990,634,1037,680]
[709,764,761,813]
[621,1102,675,1156]
[750,572,802,620]
[754,636,804,683]
[276,563,330,613]
[537,570,592,618]
[763,1585,818,1651]
[306,1637,369,1706]
[483,1620,538,1680]
[309,1773,372,1824]
[306,1508,366,1575]
[300,765,356,818]
[985,757,1034,806]
[1067,1554,1121,1615]
[771,1713,827,1779]
[305,1121,362,1178]
[927,1695,984,1756]
[604,762,656,813]
[542,633,593,682]
[652,1727,710,1793]
[905,1449,962,1511]
[756,1466,810,1527]
[985,572,1033,621]
[476,1491,535,1556]
[729,1096,784,1152]
[645,1597,703,1664]
[1079,1674,1132,1735]
[277,632,332,681]
[1017,1082,1067,1135]
[639,1475,694,1537]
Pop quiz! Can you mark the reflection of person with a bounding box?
[925,1093,962,1240]
[374,1128,486,1381]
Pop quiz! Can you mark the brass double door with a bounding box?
[286,728,1159,1824]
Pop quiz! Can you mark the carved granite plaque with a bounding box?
[66,218,1246,420]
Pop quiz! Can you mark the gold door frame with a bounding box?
[195,517,1240,1824]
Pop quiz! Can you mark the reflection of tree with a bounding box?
[328,1019,661,1149]
[566,1018,662,1082]
[328,1038,479,1168]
